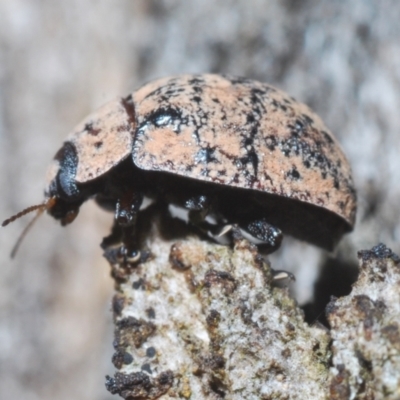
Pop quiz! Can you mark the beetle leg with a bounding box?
[240,219,283,253]
[101,220,123,250]
[184,197,282,253]
[102,191,144,266]
[184,195,225,235]
[186,195,210,228]
[271,270,295,283]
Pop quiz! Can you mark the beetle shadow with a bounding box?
[136,202,199,245]
[302,256,359,327]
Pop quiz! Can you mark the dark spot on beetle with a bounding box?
[252,87,268,97]
[263,172,273,185]
[200,167,210,176]
[141,363,152,374]
[195,147,217,164]
[281,145,291,157]
[188,77,205,85]
[192,86,203,93]
[184,164,193,173]
[143,85,167,100]
[225,75,252,85]
[94,141,103,149]
[159,95,169,102]
[334,178,340,190]
[292,119,306,136]
[146,347,156,358]
[302,114,314,125]
[145,107,183,129]
[314,152,325,164]
[246,113,256,124]
[322,130,334,144]
[265,135,277,151]
[163,87,186,98]
[298,191,311,201]
[232,173,240,183]
[303,160,311,168]
[271,99,281,109]
[116,124,130,133]
[244,137,253,146]
[192,96,202,103]
[240,149,259,176]
[217,169,227,177]
[286,167,301,180]
[146,307,156,319]
[249,94,266,114]
[133,278,145,290]
[84,122,101,136]
[212,97,220,103]
[191,128,201,143]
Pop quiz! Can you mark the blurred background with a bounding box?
[1,1,399,399]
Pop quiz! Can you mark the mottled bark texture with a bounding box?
[105,219,400,399]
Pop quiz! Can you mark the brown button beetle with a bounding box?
[3,74,356,263]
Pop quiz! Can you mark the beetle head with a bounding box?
[45,141,84,225]
[44,95,137,225]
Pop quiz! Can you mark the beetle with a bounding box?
[3,74,356,264]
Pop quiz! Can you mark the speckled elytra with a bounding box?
[3,74,356,262]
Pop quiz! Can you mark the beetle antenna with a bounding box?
[2,197,57,258]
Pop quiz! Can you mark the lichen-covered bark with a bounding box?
[106,234,400,399]
[328,244,400,399]
[106,225,330,399]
